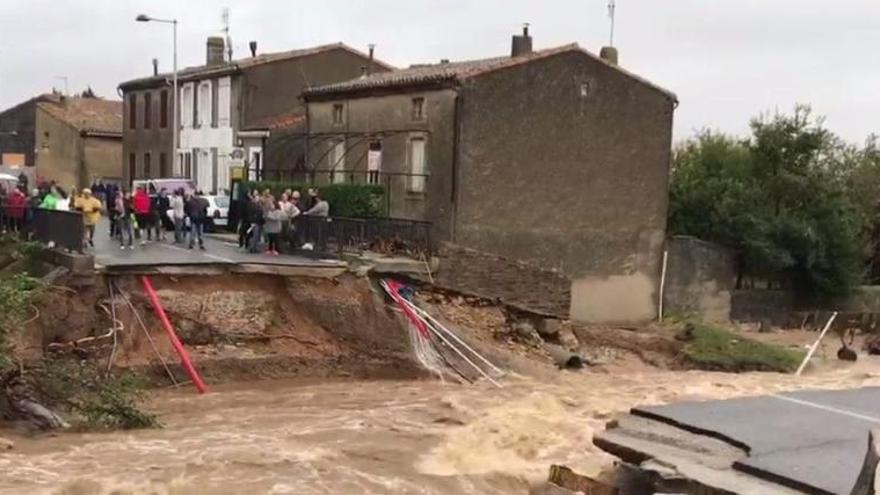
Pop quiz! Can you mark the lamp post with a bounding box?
[136,14,179,176]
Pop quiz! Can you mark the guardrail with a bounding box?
[31,208,84,253]
[293,215,432,258]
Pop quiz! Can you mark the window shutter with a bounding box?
[217,77,231,127]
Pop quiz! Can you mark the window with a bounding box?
[181,84,194,128]
[159,152,169,177]
[332,104,344,125]
[160,90,168,128]
[144,93,152,129]
[143,153,152,177]
[197,81,211,128]
[128,153,136,182]
[211,80,219,127]
[412,97,425,121]
[367,141,382,185]
[217,77,231,127]
[128,94,137,129]
[179,151,193,179]
[408,137,427,193]
[330,139,346,183]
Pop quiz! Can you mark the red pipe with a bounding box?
[140,275,208,394]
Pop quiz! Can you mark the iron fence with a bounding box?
[31,208,84,253]
[261,169,429,218]
[292,215,432,258]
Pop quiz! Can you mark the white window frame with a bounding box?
[180,83,195,128]
[407,135,427,193]
[178,150,193,179]
[197,81,212,128]
[217,77,231,127]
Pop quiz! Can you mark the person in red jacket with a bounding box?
[6,186,26,234]
[132,186,152,245]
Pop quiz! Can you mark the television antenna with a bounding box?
[608,0,617,47]
[222,7,233,61]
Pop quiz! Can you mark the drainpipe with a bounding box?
[450,91,462,243]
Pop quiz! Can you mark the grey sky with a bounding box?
[1,0,877,143]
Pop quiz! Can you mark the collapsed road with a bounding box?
[594,387,880,494]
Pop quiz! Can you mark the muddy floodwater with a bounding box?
[3,359,880,495]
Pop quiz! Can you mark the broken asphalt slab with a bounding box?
[630,387,880,494]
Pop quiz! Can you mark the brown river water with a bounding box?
[2,359,880,495]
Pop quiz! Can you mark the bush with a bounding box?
[681,323,805,373]
[0,274,41,372]
[242,181,386,218]
[31,357,159,430]
[669,106,864,300]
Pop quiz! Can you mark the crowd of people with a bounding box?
[238,187,329,255]
[2,179,330,256]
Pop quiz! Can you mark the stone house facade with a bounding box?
[34,96,123,189]
[0,94,63,185]
[303,29,677,324]
[118,39,390,194]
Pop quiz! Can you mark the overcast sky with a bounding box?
[0,0,877,143]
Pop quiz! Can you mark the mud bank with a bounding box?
[17,272,424,384]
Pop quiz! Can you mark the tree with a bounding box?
[669,106,863,300]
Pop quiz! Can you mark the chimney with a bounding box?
[152,58,159,76]
[206,36,225,66]
[599,46,619,65]
[249,41,257,58]
[367,43,375,75]
[511,23,533,57]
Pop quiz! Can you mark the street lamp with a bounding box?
[136,13,179,176]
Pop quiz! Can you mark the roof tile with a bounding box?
[304,43,675,100]
[37,97,123,136]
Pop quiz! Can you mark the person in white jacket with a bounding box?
[169,189,186,244]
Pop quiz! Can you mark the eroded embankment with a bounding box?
[18,272,424,384]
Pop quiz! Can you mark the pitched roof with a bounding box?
[303,43,676,101]
[37,97,123,136]
[119,43,394,90]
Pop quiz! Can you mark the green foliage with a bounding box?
[0,274,41,371]
[242,181,386,218]
[681,323,805,373]
[669,105,864,300]
[32,358,159,430]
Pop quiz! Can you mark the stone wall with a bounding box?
[663,236,736,321]
[434,243,570,317]
[730,290,797,326]
[455,50,675,324]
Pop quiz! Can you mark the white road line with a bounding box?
[157,243,234,264]
[771,394,880,424]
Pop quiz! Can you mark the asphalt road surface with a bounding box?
[89,219,332,269]
[634,386,880,494]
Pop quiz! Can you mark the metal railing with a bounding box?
[31,209,84,253]
[261,169,430,218]
[292,215,432,257]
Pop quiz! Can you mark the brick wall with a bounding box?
[434,243,571,317]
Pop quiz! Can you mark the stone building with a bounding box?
[118,38,390,193]
[33,95,123,189]
[303,28,677,324]
[0,94,62,185]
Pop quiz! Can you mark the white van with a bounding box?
[131,178,196,195]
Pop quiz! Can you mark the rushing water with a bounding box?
[3,359,880,495]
